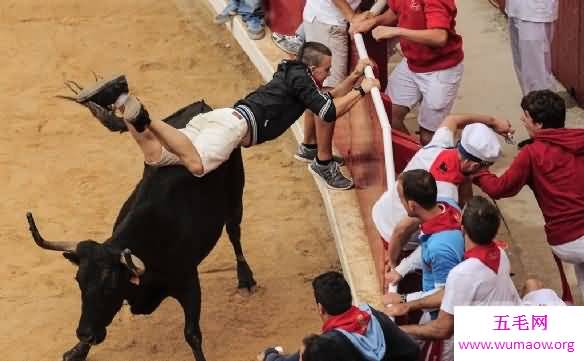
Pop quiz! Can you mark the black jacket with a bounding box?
[234,60,336,146]
[265,307,420,361]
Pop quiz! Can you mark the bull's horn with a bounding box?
[26,212,78,252]
[120,249,146,276]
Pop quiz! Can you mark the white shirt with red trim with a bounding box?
[372,127,463,242]
[440,249,521,315]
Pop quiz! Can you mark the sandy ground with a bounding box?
[0,1,339,360]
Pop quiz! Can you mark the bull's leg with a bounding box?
[226,203,257,294]
[177,277,206,361]
[62,342,91,361]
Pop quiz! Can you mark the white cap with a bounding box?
[460,123,502,163]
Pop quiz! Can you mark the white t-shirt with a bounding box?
[303,0,361,27]
[506,0,559,23]
[372,127,461,241]
[441,249,521,315]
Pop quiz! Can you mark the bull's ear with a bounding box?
[62,251,80,265]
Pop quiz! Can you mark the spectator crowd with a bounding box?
[210,1,583,360]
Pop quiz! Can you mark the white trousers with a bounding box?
[509,17,555,95]
[550,234,584,300]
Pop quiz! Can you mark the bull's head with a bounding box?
[26,212,145,345]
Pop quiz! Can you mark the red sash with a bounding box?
[464,242,501,273]
[420,203,461,236]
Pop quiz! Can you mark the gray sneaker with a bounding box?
[294,143,345,166]
[309,160,353,190]
[271,32,304,55]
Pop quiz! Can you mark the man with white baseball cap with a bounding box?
[371,113,513,283]
[458,123,502,166]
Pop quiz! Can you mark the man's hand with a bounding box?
[351,11,372,24]
[384,268,402,286]
[372,26,402,41]
[350,18,376,34]
[491,117,515,138]
[385,302,410,317]
[352,58,374,77]
[360,78,381,93]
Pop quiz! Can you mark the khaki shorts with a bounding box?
[304,19,349,88]
[146,108,248,176]
[386,59,464,131]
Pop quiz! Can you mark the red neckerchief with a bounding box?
[321,306,371,335]
[428,149,465,185]
[420,202,461,236]
[464,242,501,273]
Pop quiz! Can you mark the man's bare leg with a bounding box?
[123,121,164,165]
[147,119,204,175]
[122,96,204,175]
[419,127,434,146]
[302,111,317,145]
[315,117,334,161]
[522,278,545,297]
[391,104,410,134]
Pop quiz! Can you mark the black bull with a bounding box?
[26,101,257,361]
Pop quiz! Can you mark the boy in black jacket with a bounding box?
[260,271,420,361]
[75,42,379,190]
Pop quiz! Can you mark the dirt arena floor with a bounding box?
[0,1,340,360]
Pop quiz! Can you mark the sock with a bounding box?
[316,156,332,166]
[114,93,129,109]
[302,143,317,150]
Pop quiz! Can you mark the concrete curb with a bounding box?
[185,0,381,305]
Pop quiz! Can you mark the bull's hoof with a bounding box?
[62,342,91,361]
[236,261,257,297]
